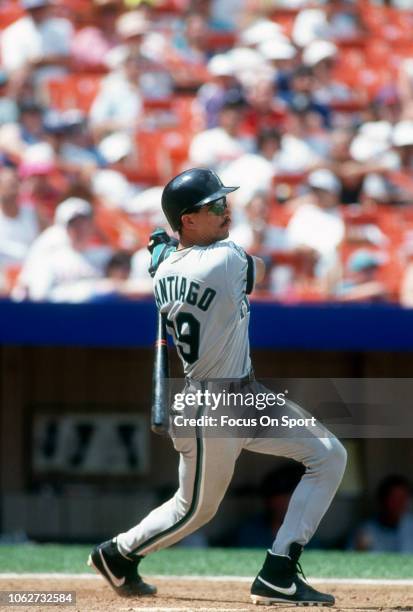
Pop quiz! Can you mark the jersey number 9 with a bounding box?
[166,313,200,364]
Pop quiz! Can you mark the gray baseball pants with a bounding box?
[116,380,347,557]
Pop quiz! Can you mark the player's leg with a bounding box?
[245,403,347,554]
[88,435,242,597]
[117,435,242,556]
[245,386,347,605]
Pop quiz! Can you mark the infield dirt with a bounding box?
[0,577,412,612]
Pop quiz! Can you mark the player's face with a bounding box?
[182,197,232,245]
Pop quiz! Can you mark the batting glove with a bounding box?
[148,228,178,277]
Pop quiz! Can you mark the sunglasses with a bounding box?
[205,197,228,215]
[182,197,228,221]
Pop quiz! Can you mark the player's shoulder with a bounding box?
[195,241,248,278]
[202,239,246,256]
[153,240,246,281]
[205,240,247,262]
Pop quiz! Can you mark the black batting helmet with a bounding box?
[161,168,239,231]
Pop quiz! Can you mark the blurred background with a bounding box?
[0,0,413,553]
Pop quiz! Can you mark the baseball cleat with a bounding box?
[87,538,157,598]
[250,543,334,607]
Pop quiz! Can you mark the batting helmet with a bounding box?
[161,168,239,231]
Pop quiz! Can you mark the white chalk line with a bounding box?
[118,609,250,612]
[0,573,413,586]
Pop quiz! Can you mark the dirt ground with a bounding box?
[0,577,412,612]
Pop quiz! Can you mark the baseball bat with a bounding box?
[151,312,170,435]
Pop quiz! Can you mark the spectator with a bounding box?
[292,7,330,48]
[0,71,19,127]
[49,250,135,303]
[220,128,280,209]
[18,100,45,145]
[361,120,413,206]
[286,169,344,287]
[292,1,360,48]
[197,54,243,128]
[323,0,362,41]
[242,77,287,137]
[240,19,286,50]
[111,11,172,100]
[279,66,331,129]
[18,143,63,229]
[335,249,388,302]
[43,110,106,168]
[210,0,245,32]
[329,129,364,205]
[114,9,149,57]
[188,98,248,170]
[20,197,103,301]
[392,120,413,172]
[229,190,287,254]
[274,108,325,175]
[0,166,39,267]
[1,0,73,88]
[351,475,413,552]
[258,39,298,97]
[0,100,47,161]
[71,0,122,69]
[89,51,144,142]
[302,40,352,105]
[105,251,131,281]
[398,58,413,119]
[173,12,209,66]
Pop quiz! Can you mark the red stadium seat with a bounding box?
[46,74,102,112]
[206,31,236,53]
[3,263,22,293]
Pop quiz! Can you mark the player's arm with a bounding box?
[252,256,266,285]
[224,242,265,297]
[244,254,265,295]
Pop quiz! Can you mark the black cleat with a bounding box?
[251,543,334,606]
[87,539,157,598]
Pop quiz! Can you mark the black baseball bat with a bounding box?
[151,312,170,435]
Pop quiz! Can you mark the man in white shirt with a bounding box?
[229,190,287,254]
[286,169,344,283]
[188,99,249,171]
[89,51,143,141]
[1,0,73,86]
[21,198,102,301]
[0,166,39,267]
[220,128,280,209]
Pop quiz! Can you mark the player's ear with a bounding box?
[181,213,197,231]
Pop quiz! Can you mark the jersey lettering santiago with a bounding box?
[153,240,255,379]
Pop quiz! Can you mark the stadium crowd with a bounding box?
[1,0,413,303]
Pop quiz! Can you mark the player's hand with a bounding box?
[148,228,178,277]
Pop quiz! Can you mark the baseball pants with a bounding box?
[116,380,347,558]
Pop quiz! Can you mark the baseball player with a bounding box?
[88,168,347,606]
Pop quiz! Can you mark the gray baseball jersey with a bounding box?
[153,240,255,379]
